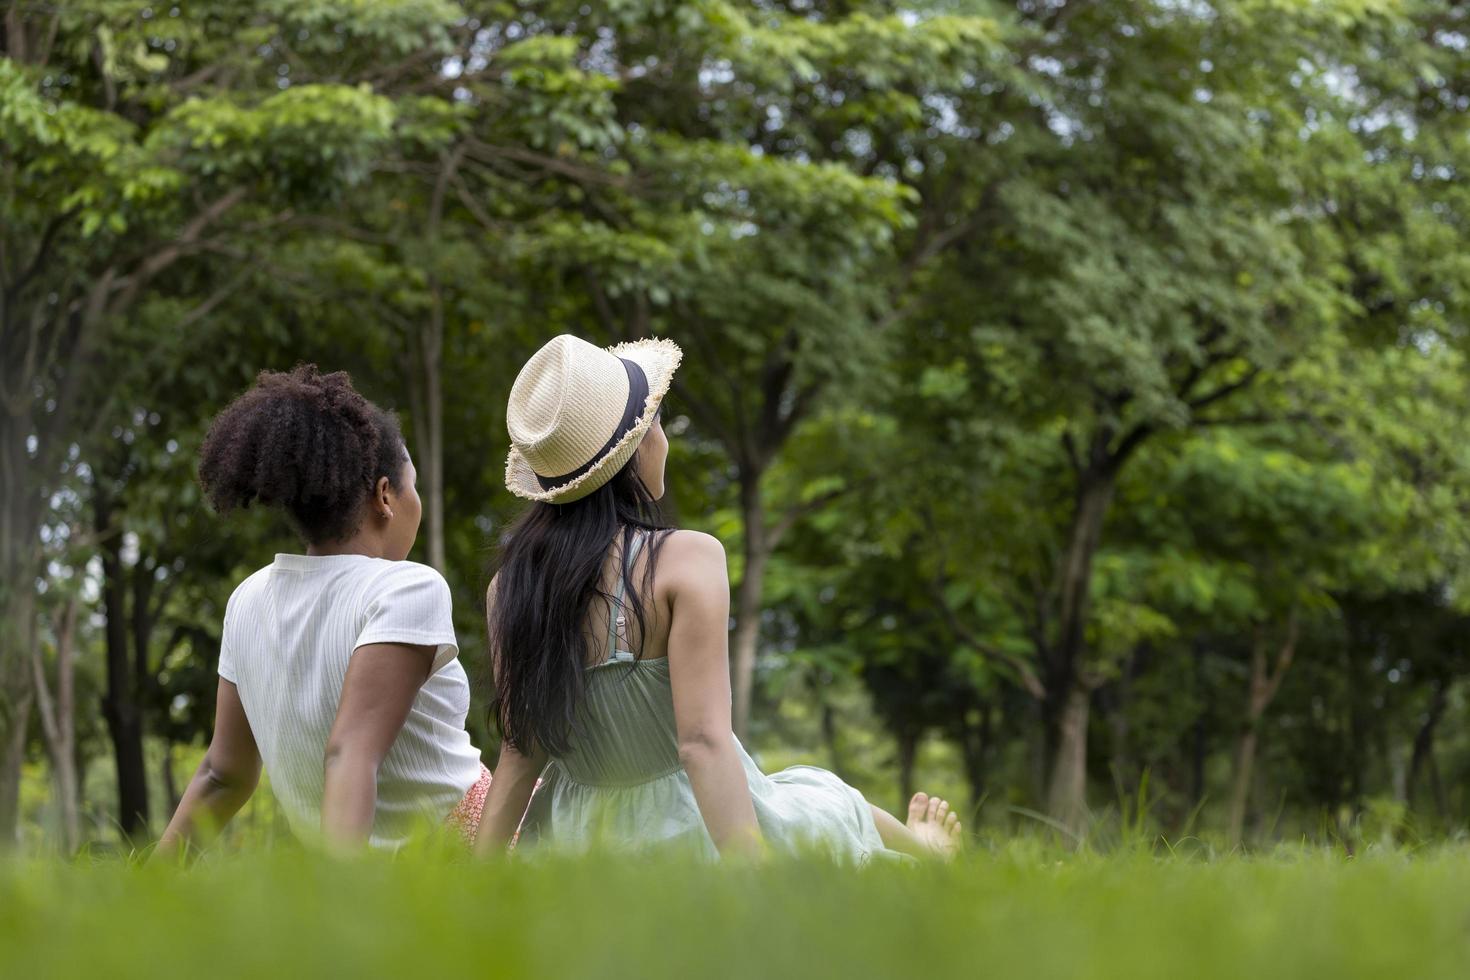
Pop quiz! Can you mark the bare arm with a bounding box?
[156,679,261,859]
[319,642,435,854]
[475,738,547,855]
[667,532,764,859]
[475,574,547,855]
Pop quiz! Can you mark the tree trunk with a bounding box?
[1344,643,1366,810]
[1052,470,1117,679]
[0,689,30,848]
[131,559,159,729]
[0,411,40,847]
[730,471,769,741]
[1425,750,1446,820]
[1045,681,1092,835]
[1226,724,1258,846]
[422,310,445,573]
[1225,616,1297,847]
[1028,695,1048,805]
[405,313,446,574]
[0,582,36,847]
[50,713,79,853]
[1190,641,1207,808]
[412,151,457,575]
[1106,645,1147,794]
[814,677,849,782]
[1041,462,1116,830]
[1407,680,1449,819]
[31,597,80,853]
[97,495,149,841]
[160,741,180,817]
[957,703,993,818]
[896,727,919,815]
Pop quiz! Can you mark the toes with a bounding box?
[936,799,950,823]
[926,795,941,822]
[908,792,929,822]
[944,812,959,831]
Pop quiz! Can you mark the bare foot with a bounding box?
[906,792,963,859]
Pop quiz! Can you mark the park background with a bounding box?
[3,0,1470,869]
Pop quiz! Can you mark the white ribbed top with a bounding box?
[218,554,483,848]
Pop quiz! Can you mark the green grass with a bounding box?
[2,844,1467,978]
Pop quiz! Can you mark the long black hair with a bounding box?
[488,455,670,755]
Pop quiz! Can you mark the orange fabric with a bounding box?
[446,764,492,846]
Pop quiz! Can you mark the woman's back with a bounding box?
[222,554,480,847]
[546,531,678,786]
[519,530,891,862]
[161,364,493,857]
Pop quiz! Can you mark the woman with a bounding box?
[476,335,961,861]
[157,365,487,855]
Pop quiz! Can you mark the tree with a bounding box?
[862,0,1470,830]
[8,0,1470,851]
[519,4,1011,738]
[0,0,464,843]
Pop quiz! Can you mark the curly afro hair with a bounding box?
[198,364,406,545]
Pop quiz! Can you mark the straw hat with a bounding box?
[504,334,682,504]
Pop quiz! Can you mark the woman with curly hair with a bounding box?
[157,365,487,855]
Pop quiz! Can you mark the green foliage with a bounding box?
[7,0,1470,851]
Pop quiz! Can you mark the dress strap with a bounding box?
[606,531,646,655]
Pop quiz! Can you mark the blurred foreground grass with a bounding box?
[2,844,1467,979]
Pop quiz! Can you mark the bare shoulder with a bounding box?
[656,530,728,592]
[485,571,500,612]
[659,529,727,564]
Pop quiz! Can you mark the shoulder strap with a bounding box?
[607,531,646,652]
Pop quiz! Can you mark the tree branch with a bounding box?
[1109,422,1154,467]
[463,140,630,188]
[428,144,465,239]
[170,266,253,335]
[1193,411,1312,428]
[1261,608,1299,706]
[768,484,851,550]
[920,504,1046,700]
[1188,366,1261,412]
[105,187,249,317]
[669,375,735,448]
[450,170,504,235]
[933,580,1047,700]
[676,315,751,460]
[4,208,75,300]
[30,595,78,750]
[1062,429,1082,474]
[757,332,797,450]
[580,266,625,340]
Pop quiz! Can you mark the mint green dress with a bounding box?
[517,533,893,863]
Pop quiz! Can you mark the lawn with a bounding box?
[1,843,1464,979]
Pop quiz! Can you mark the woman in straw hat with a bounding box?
[475,335,961,861]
